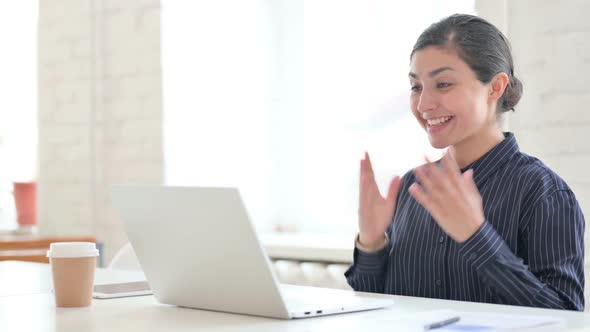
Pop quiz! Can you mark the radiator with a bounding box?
[272,260,352,290]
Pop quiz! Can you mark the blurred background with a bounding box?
[0,0,587,276]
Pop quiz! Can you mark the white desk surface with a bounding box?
[1,261,590,332]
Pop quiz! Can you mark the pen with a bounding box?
[423,316,460,330]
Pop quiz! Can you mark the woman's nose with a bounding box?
[417,89,437,112]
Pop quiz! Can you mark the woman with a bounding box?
[345,14,585,311]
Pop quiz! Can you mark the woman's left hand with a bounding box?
[409,152,485,243]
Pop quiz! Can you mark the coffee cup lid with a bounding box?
[46,242,99,258]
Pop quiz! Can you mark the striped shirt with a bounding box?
[345,132,585,311]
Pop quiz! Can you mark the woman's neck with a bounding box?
[448,126,505,169]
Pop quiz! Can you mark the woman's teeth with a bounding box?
[427,116,453,126]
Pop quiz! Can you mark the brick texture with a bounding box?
[38,0,163,263]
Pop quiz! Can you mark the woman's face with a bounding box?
[409,46,496,149]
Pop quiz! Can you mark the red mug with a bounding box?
[13,182,36,226]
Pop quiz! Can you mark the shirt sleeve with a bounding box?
[458,189,585,311]
[344,237,391,293]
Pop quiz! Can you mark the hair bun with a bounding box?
[502,75,523,112]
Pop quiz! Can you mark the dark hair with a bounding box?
[411,14,522,113]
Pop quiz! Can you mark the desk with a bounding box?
[0,261,145,297]
[1,261,590,332]
[0,235,97,263]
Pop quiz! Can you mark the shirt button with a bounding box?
[438,236,445,243]
[469,253,477,260]
[435,279,441,286]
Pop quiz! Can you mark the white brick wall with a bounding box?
[38,0,163,263]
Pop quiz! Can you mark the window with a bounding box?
[162,0,475,235]
[0,3,38,226]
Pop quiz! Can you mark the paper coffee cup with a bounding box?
[47,242,99,307]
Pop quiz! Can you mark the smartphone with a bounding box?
[92,281,152,299]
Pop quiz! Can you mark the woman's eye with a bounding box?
[410,85,422,92]
[437,82,452,89]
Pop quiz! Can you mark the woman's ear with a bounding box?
[488,72,510,106]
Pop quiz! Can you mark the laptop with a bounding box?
[111,185,394,319]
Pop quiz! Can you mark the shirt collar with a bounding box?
[460,132,520,187]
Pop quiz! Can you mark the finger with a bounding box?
[360,153,374,182]
[445,151,461,173]
[462,169,479,194]
[360,158,372,201]
[360,157,366,182]
[409,182,436,215]
[360,160,371,200]
[413,164,432,192]
[359,158,365,194]
[365,152,375,174]
[424,155,445,180]
[441,152,462,188]
[360,154,382,201]
[417,156,446,199]
[424,155,443,180]
[361,155,378,185]
[426,155,460,205]
[414,163,437,199]
[414,165,430,190]
[386,176,402,206]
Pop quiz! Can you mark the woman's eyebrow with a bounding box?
[409,66,455,79]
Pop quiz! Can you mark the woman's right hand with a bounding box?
[358,152,402,249]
